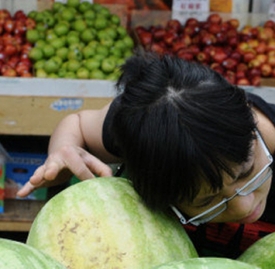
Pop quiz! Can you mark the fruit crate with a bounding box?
[0,77,115,135]
[131,10,275,87]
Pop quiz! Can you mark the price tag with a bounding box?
[268,1,275,21]
[172,0,209,24]
[172,0,209,12]
[54,0,93,3]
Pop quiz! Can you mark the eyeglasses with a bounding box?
[171,130,273,226]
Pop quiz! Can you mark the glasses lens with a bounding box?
[239,167,272,196]
[190,201,227,225]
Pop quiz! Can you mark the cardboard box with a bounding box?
[5,152,47,200]
[0,160,4,213]
[0,78,115,136]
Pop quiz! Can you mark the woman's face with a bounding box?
[177,134,273,224]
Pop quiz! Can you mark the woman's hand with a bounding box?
[17,145,113,198]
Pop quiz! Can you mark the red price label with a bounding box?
[172,0,209,12]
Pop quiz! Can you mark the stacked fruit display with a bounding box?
[26,0,134,80]
[135,13,275,86]
[0,9,35,77]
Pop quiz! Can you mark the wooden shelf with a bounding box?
[0,199,45,232]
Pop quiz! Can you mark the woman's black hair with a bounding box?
[112,51,257,211]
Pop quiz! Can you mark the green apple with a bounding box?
[80,29,96,43]
[36,68,48,78]
[52,2,65,13]
[51,56,63,67]
[67,0,80,8]
[78,1,92,13]
[26,29,41,44]
[42,44,55,59]
[94,17,108,30]
[35,22,47,33]
[114,39,126,51]
[35,39,47,48]
[46,30,58,42]
[100,38,114,48]
[60,8,76,22]
[105,72,120,81]
[123,35,134,49]
[28,47,44,61]
[109,46,123,58]
[72,20,87,32]
[97,6,111,18]
[82,45,96,59]
[27,10,38,20]
[110,14,120,25]
[101,57,116,73]
[51,37,66,50]
[48,73,59,78]
[76,67,90,79]
[54,22,70,36]
[96,46,109,57]
[93,54,105,62]
[43,14,56,27]
[56,47,69,61]
[84,58,101,71]
[34,59,45,70]
[116,25,127,38]
[67,35,80,46]
[64,72,77,79]
[44,58,60,74]
[83,9,96,21]
[90,69,105,79]
[124,50,133,59]
[87,40,99,48]
[58,68,67,78]
[66,59,81,72]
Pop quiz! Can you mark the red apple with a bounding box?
[150,42,165,54]
[208,23,221,34]
[264,20,275,29]
[207,13,222,24]
[250,76,261,86]
[248,58,261,68]
[177,49,194,61]
[211,48,228,63]
[261,63,272,77]
[255,41,267,54]
[222,57,238,70]
[230,51,242,62]
[153,28,166,41]
[4,19,15,33]
[166,19,181,33]
[236,77,250,85]
[196,51,210,63]
[210,62,224,75]
[224,70,236,84]
[248,67,261,78]
[185,17,199,27]
[228,18,240,29]
[237,63,248,72]
[243,51,256,63]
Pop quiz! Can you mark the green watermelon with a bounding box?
[238,232,275,269]
[27,177,198,269]
[0,238,66,268]
[150,257,260,269]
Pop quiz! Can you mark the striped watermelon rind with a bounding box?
[0,238,66,268]
[27,177,198,269]
[238,232,275,269]
[150,257,261,269]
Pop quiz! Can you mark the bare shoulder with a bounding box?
[77,103,117,161]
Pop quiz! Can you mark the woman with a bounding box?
[18,52,275,257]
